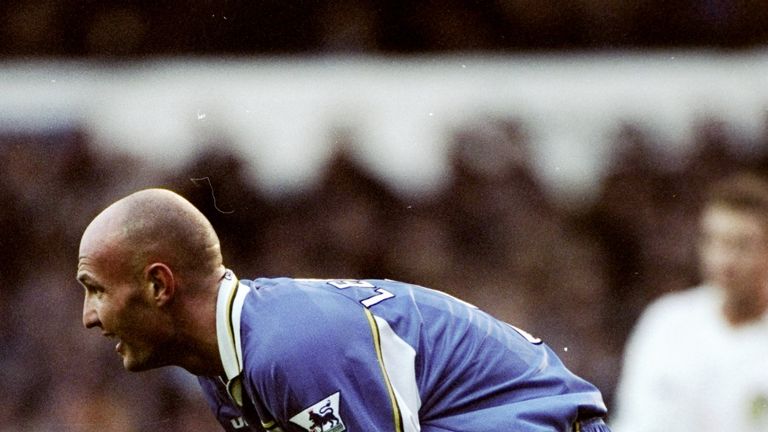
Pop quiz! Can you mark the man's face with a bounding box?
[699,205,768,303]
[78,238,170,372]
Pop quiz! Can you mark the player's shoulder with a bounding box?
[637,284,717,328]
[241,277,417,309]
[647,284,715,311]
[238,279,387,389]
[241,277,347,306]
[239,277,374,342]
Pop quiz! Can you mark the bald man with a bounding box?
[77,188,612,432]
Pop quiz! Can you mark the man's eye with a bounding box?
[86,285,103,295]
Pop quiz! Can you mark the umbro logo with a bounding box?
[230,416,248,429]
[290,392,346,432]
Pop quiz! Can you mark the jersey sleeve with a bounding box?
[239,284,418,432]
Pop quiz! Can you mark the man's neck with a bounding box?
[723,295,768,327]
[173,272,226,377]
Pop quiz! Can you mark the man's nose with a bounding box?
[82,295,101,329]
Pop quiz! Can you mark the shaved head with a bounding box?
[78,188,226,374]
[80,188,223,290]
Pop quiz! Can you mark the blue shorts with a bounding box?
[576,417,612,432]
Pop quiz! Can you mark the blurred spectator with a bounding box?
[261,145,402,278]
[574,126,656,348]
[612,172,768,431]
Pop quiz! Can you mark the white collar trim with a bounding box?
[215,269,248,383]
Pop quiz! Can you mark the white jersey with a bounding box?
[612,285,768,432]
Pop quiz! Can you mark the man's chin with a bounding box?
[122,353,169,372]
[123,358,148,372]
[121,351,155,372]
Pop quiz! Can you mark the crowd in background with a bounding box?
[1,115,767,430]
[3,0,768,57]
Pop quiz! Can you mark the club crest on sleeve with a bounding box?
[289,392,346,432]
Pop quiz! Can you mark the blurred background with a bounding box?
[2,1,768,430]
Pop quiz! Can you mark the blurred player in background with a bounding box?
[612,172,768,431]
[76,188,612,431]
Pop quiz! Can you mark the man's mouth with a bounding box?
[103,332,123,354]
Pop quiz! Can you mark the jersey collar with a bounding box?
[215,269,249,405]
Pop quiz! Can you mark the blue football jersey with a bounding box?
[198,271,609,432]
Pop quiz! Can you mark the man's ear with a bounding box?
[144,263,175,306]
